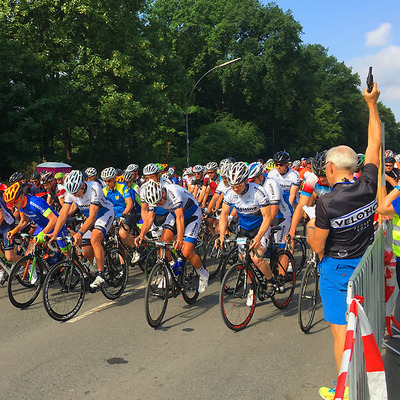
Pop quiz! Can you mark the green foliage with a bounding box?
[0,0,398,179]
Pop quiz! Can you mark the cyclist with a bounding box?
[287,151,331,241]
[0,193,17,284]
[198,162,220,209]
[4,182,70,283]
[267,151,300,208]
[353,153,365,180]
[9,172,31,194]
[137,180,209,293]
[126,164,141,190]
[41,171,66,212]
[30,172,47,199]
[49,170,115,288]
[218,162,275,303]
[248,161,290,250]
[101,167,135,248]
[55,172,65,185]
[85,167,104,187]
[191,165,205,198]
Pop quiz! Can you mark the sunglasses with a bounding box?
[104,179,114,183]
[275,163,286,167]
[385,164,393,167]
[231,182,245,189]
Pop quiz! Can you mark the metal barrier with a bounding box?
[347,222,391,399]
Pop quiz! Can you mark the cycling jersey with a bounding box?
[103,181,131,218]
[46,183,66,212]
[64,181,113,219]
[223,183,270,231]
[215,180,230,196]
[261,178,291,219]
[301,174,331,198]
[315,164,378,258]
[267,167,300,213]
[203,174,220,196]
[0,197,15,251]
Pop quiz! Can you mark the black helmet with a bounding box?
[31,172,41,181]
[9,172,21,184]
[273,151,290,163]
[115,168,123,176]
[41,171,54,184]
[312,151,327,177]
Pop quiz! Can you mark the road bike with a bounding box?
[298,250,319,333]
[144,240,199,328]
[42,235,128,322]
[219,229,295,331]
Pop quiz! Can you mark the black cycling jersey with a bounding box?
[386,168,400,193]
[315,163,378,259]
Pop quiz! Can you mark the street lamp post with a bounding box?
[185,57,241,167]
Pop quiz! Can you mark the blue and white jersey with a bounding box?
[261,178,291,219]
[148,184,200,219]
[267,167,300,214]
[215,180,230,196]
[64,181,113,218]
[223,183,270,231]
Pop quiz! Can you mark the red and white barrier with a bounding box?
[334,296,387,400]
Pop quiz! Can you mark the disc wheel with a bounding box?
[8,255,43,308]
[219,263,256,331]
[270,250,296,309]
[181,259,199,304]
[101,248,129,300]
[145,262,169,328]
[42,261,85,322]
[298,262,319,333]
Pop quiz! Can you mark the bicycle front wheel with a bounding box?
[202,234,222,280]
[181,259,199,304]
[43,261,85,322]
[293,237,307,275]
[8,255,43,308]
[270,250,295,309]
[298,262,319,333]
[101,248,129,300]
[145,262,169,328]
[219,263,255,331]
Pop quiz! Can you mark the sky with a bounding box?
[262,0,400,122]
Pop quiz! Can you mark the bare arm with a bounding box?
[376,187,399,216]
[289,185,299,206]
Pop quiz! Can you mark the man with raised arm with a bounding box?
[306,82,381,400]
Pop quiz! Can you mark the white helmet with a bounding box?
[85,167,97,177]
[248,162,264,180]
[220,163,231,178]
[123,170,133,182]
[192,165,203,173]
[186,167,193,175]
[143,163,159,176]
[141,180,162,205]
[292,160,301,168]
[227,162,249,186]
[395,154,400,163]
[126,163,139,172]
[101,167,116,180]
[206,161,218,171]
[65,170,84,194]
[168,167,175,177]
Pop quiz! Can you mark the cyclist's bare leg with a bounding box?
[160,228,174,262]
[250,243,273,280]
[181,242,202,269]
[90,229,105,272]
[5,249,19,263]
[119,224,135,247]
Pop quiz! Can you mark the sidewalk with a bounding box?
[383,295,400,400]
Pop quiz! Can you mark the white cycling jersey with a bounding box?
[261,178,291,219]
[215,179,230,196]
[223,183,269,231]
[64,181,114,218]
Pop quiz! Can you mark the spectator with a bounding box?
[384,156,399,194]
[306,82,381,400]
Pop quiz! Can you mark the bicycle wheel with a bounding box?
[219,246,239,283]
[202,234,222,280]
[270,250,296,309]
[101,248,129,300]
[143,247,158,281]
[219,263,256,331]
[8,255,43,308]
[298,262,319,333]
[145,262,169,328]
[42,261,85,322]
[293,237,306,275]
[181,259,199,304]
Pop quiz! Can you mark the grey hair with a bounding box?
[326,145,358,172]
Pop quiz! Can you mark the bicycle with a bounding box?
[292,235,307,275]
[298,250,319,333]
[7,235,61,308]
[42,235,129,322]
[219,229,296,331]
[144,240,199,328]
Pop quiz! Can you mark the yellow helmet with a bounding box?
[4,182,23,204]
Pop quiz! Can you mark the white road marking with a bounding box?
[67,283,147,323]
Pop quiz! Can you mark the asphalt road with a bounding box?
[4,260,398,400]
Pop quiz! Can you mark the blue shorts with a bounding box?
[0,223,16,251]
[318,256,361,325]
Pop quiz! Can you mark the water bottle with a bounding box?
[80,256,92,271]
[173,257,183,276]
